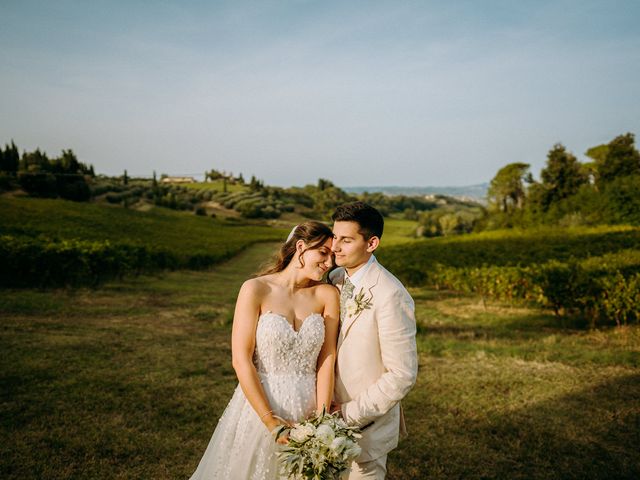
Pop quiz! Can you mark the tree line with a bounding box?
[486,133,640,228]
[0,141,95,200]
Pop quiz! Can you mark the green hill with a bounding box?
[0,196,287,287]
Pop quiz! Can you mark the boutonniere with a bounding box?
[345,288,373,318]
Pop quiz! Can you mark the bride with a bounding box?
[188,221,340,480]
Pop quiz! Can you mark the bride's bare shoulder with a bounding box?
[240,275,276,294]
[312,282,339,299]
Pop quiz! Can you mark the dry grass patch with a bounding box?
[2,242,639,479]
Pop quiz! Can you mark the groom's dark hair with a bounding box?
[332,202,384,240]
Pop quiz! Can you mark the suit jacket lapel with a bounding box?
[339,260,381,341]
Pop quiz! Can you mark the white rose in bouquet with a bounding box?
[330,436,347,453]
[290,423,316,443]
[274,407,362,479]
[315,424,335,446]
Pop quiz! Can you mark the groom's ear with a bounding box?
[366,236,380,253]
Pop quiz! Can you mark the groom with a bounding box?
[329,202,418,479]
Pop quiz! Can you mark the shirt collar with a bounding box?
[345,254,376,290]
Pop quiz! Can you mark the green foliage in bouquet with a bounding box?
[274,407,362,480]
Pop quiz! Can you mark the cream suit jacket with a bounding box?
[329,258,418,463]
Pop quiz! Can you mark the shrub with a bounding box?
[599,273,640,326]
[57,175,91,201]
[0,173,16,191]
[18,173,57,198]
[0,235,178,287]
[106,193,123,204]
[378,227,640,326]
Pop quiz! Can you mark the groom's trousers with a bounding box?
[347,454,388,480]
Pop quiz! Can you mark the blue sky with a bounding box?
[1,0,639,187]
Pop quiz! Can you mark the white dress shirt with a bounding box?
[344,254,376,296]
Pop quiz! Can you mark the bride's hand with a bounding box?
[265,415,291,445]
[273,424,290,445]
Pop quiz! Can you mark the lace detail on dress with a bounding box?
[188,312,326,480]
[254,312,325,376]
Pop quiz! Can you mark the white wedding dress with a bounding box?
[189,311,326,480]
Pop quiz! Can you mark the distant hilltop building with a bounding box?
[161,176,196,184]
[424,194,448,205]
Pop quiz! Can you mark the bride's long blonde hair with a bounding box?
[258,221,333,276]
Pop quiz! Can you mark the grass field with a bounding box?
[2,241,638,479]
[379,224,640,270]
[0,197,419,253]
[380,217,420,245]
[0,196,287,260]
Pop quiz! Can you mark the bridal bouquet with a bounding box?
[274,407,362,480]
